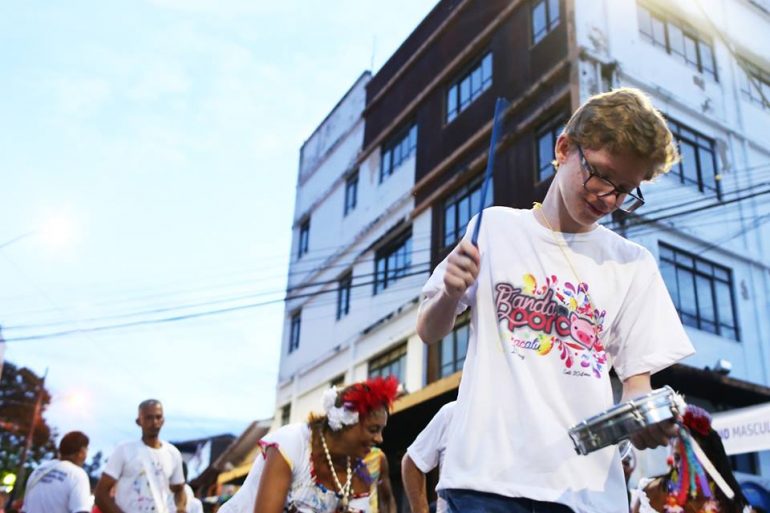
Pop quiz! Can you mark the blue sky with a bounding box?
[0,0,437,458]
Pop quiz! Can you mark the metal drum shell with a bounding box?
[568,386,684,455]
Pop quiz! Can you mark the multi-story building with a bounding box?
[276,0,770,505]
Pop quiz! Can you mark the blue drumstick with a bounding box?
[471,97,509,247]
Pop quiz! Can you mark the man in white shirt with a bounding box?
[417,88,695,513]
[94,399,186,513]
[402,402,455,513]
[22,431,92,513]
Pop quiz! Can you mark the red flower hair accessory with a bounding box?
[340,376,399,418]
[683,405,712,437]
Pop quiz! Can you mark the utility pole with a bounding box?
[0,326,5,382]
[7,367,48,506]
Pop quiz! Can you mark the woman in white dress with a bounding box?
[631,405,752,513]
[219,376,399,513]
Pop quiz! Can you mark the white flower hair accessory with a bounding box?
[322,386,359,431]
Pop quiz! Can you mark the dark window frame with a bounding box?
[298,218,310,259]
[728,452,760,476]
[373,229,413,294]
[336,272,352,320]
[445,52,493,124]
[666,117,720,195]
[439,315,470,378]
[637,3,718,81]
[380,124,418,183]
[730,452,759,475]
[531,0,561,45]
[535,117,565,183]
[288,310,302,353]
[280,404,291,426]
[659,242,739,341]
[344,171,359,216]
[739,60,770,109]
[442,175,493,249]
[368,343,408,383]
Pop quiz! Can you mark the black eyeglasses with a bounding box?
[576,144,645,213]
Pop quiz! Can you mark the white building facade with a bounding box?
[275,70,429,428]
[575,0,770,485]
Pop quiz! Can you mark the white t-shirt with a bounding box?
[406,401,455,513]
[166,484,202,513]
[184,485,203,513]
[22,460,91,513]
[103,440,184,513]
[422,207,694,513]
[220,423,375,513]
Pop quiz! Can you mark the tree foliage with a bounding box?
[83,450,103,481]
[0,361,57,479]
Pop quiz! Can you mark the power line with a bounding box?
[2,260,433,331]
[619,187,770,230]
[4,268,431,342]
[0,239,437,320]
[6,160,770,328]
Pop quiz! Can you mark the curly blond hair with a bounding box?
[560,88,679,180]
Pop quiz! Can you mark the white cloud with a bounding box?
[128,63,191,102]
[51,75,112,118]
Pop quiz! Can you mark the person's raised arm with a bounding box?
[401,453,429,513]
[253,446,292,513]
[417,239,479,344]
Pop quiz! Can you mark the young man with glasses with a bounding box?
[416,88,694,513]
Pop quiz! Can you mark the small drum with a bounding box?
[568,386,685,455]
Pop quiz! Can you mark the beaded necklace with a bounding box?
[532,202,600,340]
[319,430,353,512]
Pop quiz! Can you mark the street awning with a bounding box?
[712,402,770,455]
[217,460,255,485]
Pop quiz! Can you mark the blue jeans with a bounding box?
[440,489,574,513]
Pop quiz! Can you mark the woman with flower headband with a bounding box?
[218,376,399,513]
[631,405,753,513]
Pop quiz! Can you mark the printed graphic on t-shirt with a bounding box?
[38,468,67,484]
[128,456,166,512]
[495,273,607,378]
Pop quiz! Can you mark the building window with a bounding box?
[298,218,310,259]
[336,272,352,320]
[374,230,412,294]
[531,0,560,44]
[738,60,770,109]
[344,171,358,215]
[443,176,493,248]
[667,118,719,194]
[440,318,470,378]
[330,374,345,388]
[446,52,493,123]
[288,310,301,353]
[535,118,564,182]
[730,452,759,475]
[637,4,717,80]
[659,243,739,340]
[380,124,417,183]
[368,343,407,383]
[280,404,291,426]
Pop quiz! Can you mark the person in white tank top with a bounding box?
[218,376,399,513]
